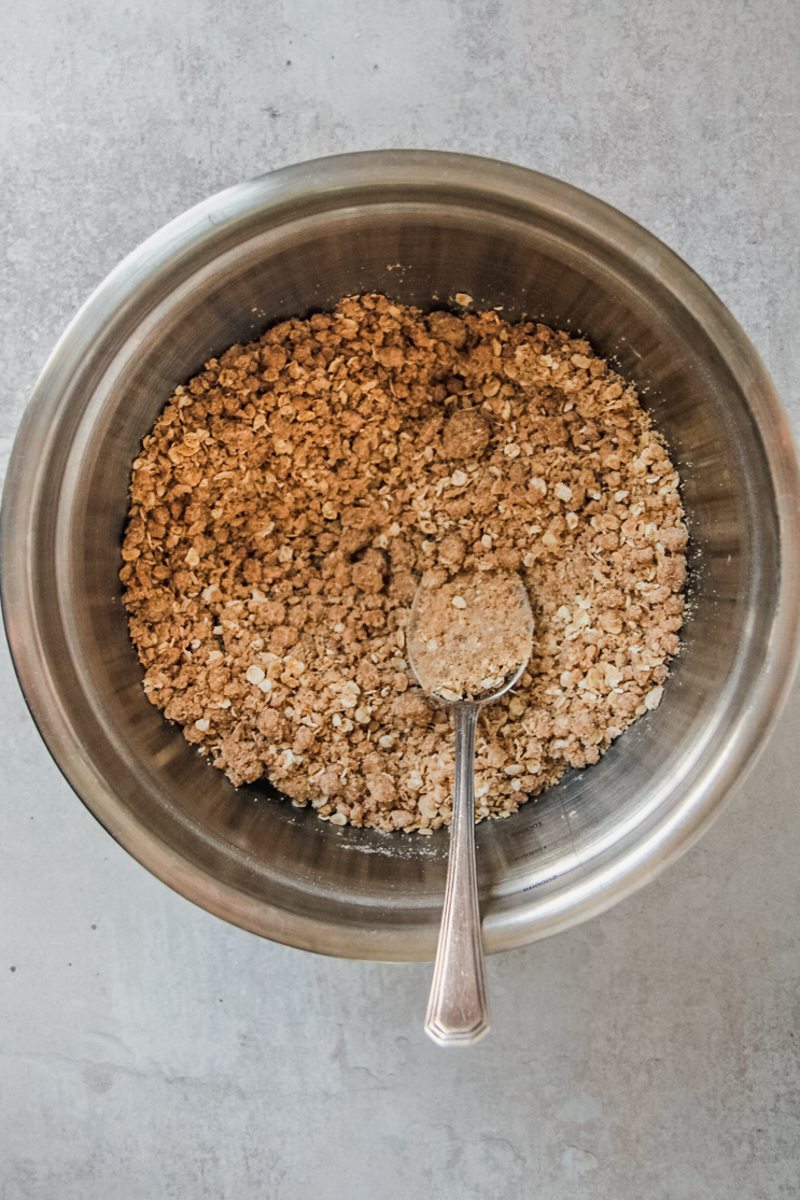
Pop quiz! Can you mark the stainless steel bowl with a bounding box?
[3,151,799,960]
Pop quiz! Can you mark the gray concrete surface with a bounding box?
[2,2,798,1197]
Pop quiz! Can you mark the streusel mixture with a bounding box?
[120,293,686,832]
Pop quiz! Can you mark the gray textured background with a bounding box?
[2,2,799,1198]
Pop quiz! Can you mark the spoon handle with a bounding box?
[425,701,491,1046]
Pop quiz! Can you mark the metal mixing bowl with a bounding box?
[3,151,799,960]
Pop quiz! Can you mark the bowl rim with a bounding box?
[3,149,799,960]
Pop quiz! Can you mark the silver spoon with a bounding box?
[407,572,534,1046]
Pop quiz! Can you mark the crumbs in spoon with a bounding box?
[408,572,534,702]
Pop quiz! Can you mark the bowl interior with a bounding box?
[19,167,780,957]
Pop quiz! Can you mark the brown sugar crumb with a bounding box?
[408,572,534,701]
[119,293,688,833]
